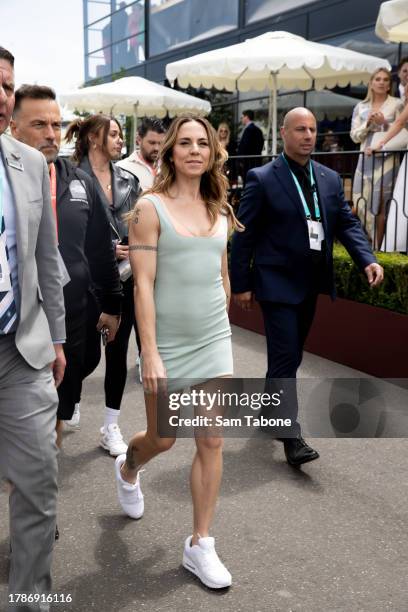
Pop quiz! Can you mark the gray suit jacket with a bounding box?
[0,134,66,369]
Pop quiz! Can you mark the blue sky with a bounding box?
[0,0,84,93]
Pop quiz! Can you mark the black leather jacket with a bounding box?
[55,157,122,316]
[79,156,140,242]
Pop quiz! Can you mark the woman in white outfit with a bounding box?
[370,89,408,253]
[350,68,403,246]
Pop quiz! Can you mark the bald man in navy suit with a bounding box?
[231,108,383,466]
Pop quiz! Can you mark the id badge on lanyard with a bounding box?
[307,219,325,251]
[283,155,325,251]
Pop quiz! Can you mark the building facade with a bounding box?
[83,0,408,148]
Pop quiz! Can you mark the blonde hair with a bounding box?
[129,115,243,231]
[217,122,231,146]
[363,68,392,104]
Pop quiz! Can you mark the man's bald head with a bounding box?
[280,107,317,164]
[283,107,316,129]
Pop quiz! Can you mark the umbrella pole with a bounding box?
[271,72,277,156]
[267,72,278,156]
[132,103,139,153]
[267,82,272,155]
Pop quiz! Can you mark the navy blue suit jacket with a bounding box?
[230,155,376,304]
[237,122,264,156]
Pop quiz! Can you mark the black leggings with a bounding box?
[57,310,87,420]
[79,282,140,410]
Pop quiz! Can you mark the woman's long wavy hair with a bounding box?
[132,115,243,231]
[65,114,123,163]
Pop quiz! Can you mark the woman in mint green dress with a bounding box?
[114,116,243,589]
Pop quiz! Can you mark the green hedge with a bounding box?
[334,244,408,315]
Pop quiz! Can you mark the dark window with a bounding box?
[149,0,238,57]
[112,33,146,71]
[245,0,317,24]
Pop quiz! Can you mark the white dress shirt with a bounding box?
[116,151,155,190]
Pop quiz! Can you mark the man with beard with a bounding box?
[11,85,122,447]
[397,56,408,103]
[117,117,165,190]
[0,49,65,611]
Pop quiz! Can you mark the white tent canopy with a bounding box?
[375,0,408,43]
[59,76,211,118]
[166,31,391,154]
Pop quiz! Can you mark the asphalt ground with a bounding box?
[1,325,407,612]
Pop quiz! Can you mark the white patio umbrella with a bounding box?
[166,31,391,154]
[60,76,211,149]
[375,0,408,43]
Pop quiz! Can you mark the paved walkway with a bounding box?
[1,326,407,611]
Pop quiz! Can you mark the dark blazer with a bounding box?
[79,156,140,242]
[237,122,264,156]
[55,158,122,317]
[230,155,376,304]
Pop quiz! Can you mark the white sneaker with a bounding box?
[114,454,144,519]
[100,423,128,456]
[64,403,80,428]
[182,535,232,589]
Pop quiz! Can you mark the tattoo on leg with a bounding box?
[129,245,158,251]
[133,206,141,224]
[126,443,139,471]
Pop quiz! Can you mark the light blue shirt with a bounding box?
[0,149,19,331]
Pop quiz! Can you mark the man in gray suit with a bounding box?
[0,47,66,610]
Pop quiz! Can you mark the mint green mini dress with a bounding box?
[144,194,233,381]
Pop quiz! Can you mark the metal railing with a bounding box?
[227,150,408,255]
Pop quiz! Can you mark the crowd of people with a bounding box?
[0,42,387,610]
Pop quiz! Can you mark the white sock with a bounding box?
[74,402,80,412]
[104,407,119,429]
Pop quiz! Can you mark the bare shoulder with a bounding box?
[130,196,159,227]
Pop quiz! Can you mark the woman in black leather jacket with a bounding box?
[66,115,140,456]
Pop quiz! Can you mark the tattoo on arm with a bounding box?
[133,206,141,224]
[129,245,158,252]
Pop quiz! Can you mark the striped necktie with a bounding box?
[0,214,17,333]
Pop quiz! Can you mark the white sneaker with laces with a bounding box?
[182,535,232,589]
[100,423,128,456]
[64,403,80,428]
[114,454,144,519]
